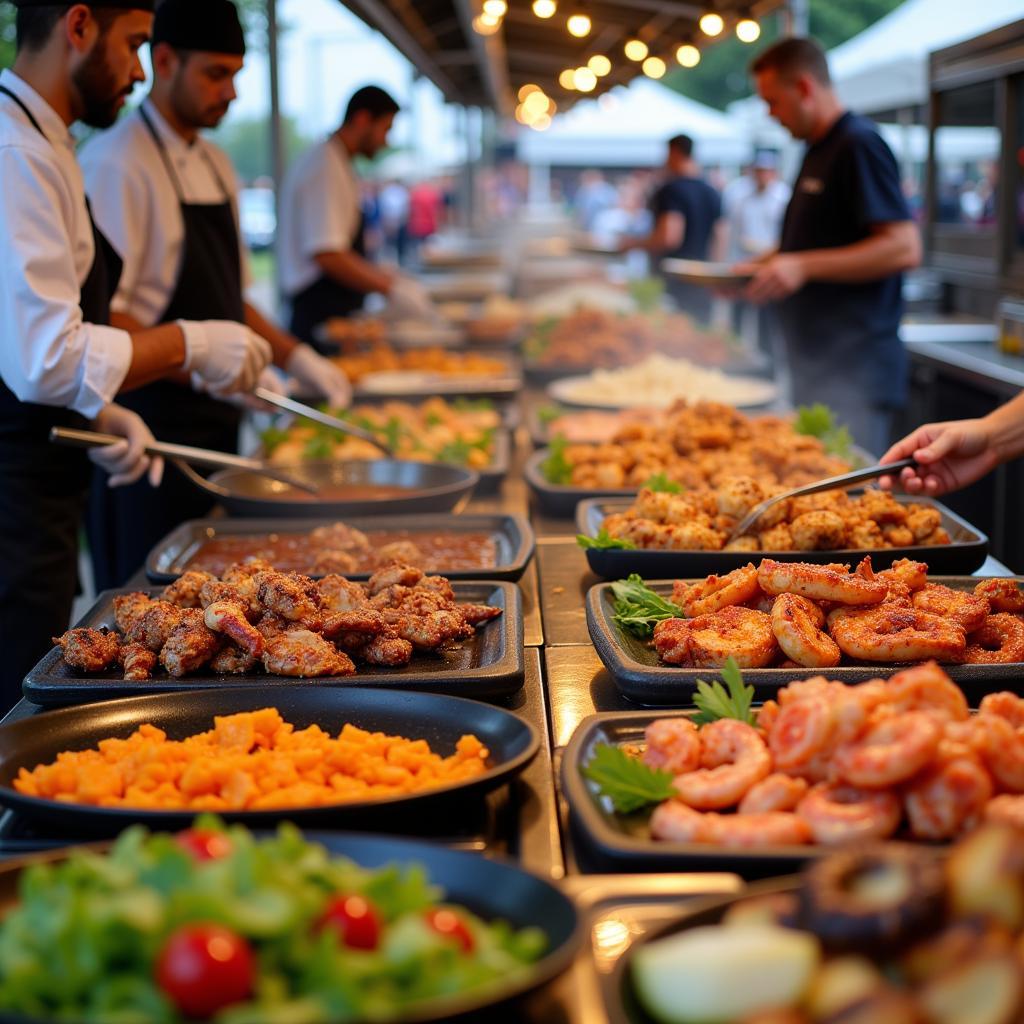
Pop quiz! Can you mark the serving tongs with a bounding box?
[49,426,319,494]
[727,457,918,542]
[252,387,395,458]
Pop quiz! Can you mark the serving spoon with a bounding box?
[727,458,918,542]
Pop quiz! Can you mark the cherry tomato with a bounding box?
[175,829,232,862]
[424,907,475,953]
[317,894,382,950]
[156,923,255,1018]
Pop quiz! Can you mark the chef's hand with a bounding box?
[90,404,164,488]
[387,275,437,322]
[878,419,1000,496]
[179,319,272,394]
[217,366,290,411]
[285,344,352,409]
[741,253,807,304]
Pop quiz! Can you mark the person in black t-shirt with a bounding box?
[622,134,723,324]
[737,38,922,456]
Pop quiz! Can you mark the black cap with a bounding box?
[11,0,155,8]
[152,0,245,56]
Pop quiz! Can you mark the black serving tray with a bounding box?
[25,582,524,706]
[576,495,990,578]
[586,576,1024,704]
[525,449,638,518]
[145,513,536,584]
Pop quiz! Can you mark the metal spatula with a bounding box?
[727,458,918,542]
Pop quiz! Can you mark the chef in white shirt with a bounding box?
[279,85,436,348]
[82,0,349,588]
[0,0,271,696]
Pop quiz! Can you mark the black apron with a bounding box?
[87,107,246,590]
[288,150,367,350]
[0,85,123,702]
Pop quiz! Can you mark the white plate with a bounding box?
[388,322,465,349]
[547,373,778,410]
[661,258,754,287]
[357,370,520,396]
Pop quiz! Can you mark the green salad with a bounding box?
[0,819,546,1023]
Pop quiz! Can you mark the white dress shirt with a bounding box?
[80,98,251,327]
[278,137,361,297]
[0,70,131,418]
[731,179,792,258]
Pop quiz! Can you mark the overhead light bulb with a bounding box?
[482,0,507,16]
[642,55,666,79]
[523,90,550,118]
[472,13,501,33]
[567,12,591,37]
[588,54,611,76]
[736,17,760,42]
[532,0,556,17]
[675,43,700,67]
[514,103,530,125]
[518,83,541,101]
[699,11,724,36]
[559,67,577,90]
[573,66,597,91]
[533,113,552,131]
[624,37,648,61]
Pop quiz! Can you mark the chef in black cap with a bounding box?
[81,0,350,589]
[0,0,272,698]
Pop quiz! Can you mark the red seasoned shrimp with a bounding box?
[975,578,1024,614]
[672,564,762,617]
[757,559,887,605]
[979,691,1024,729]
[641,718,701,775]
[738,773,809,814]
[756,699,780,735]
[829,605,966,663]
[961,614,1024,664]
[796,783,901,844]
[651,618,692,666]
[984,793,1024,829]
[684,606,778,669]
[672,719,771,810]
[650,800,811,846]
[877,558,929,592]
[904,755,993,840]
[972,714,1024,792]
[912,584,990,633]
[886,662,969,722]
[771,593,841,668]
[832,712,941,788]
[768,695,837,772]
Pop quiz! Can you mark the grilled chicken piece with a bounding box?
[209,644,258,675]
[366,562,424,596]
[254,570,322,630]
[112,591,153,634]
[126,600,186,652]
[321,608,387,639]
[458,603,504,626]
[199,578,261,621]
[52,628,120,672]
[360,632,413,667]
[119,642,157,681]
[318,574,371,614]
[159,609,220,677]
[162,571,216,608]
[204,600,265,657]
[261,630,355,677]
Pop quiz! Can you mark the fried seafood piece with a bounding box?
[642,718,702,775]
[795,783,902,844]
[261,629,355,677]
[308,522,370,550]
[877,557,929,592]
[724,535,760,553]
[52,628,120,672]
[209,644,258,675]
[254,570,322,630]
[118,641,157,681]
[367,562,424,595]
[757,559,887,605]
[650,800,811,846]
[671,719,771,811]
[684,606,777,669]
[789,510,847,551]
[904,752,993,840]
[960,613,1024,664]
[856,488,908,525]
[652,618,692,665]
[905,505,942,542]
[318,574,372,614]
[203,601,265,657]
[158,609,220,677]
[112,591,154,633]
[375,540,424,567]
[757,522,795,551]
[162,570,216,608]
[125,599,186,652]
[886,661,969,722]
[829,605,966,663]
[716,476,765,519]
[912,583,989,633]
[771,593,841,668]
[311,549,358,575]
[738,773,809,815]
[978,691,1024,728]
[671,564,761,617]
[974,578,1024,613]
[833,711,942,788]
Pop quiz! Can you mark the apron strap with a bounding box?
[0,85,45,136]
[139,105,231,203]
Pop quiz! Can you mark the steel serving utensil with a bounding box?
[50,426,319,494]
[252,386,395,457]
[727,457,918,541]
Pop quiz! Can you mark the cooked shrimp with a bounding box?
[738,773,809,814]
[886,662,970,722]
[651,618,692,666]
[671,719,771,811]
[904,755,993,840]
[796,783,901,844]
[829,605,966,663]
[832,711,941,788]
[650,800,811,846]
[757,559,887,605]
[672,564,761,617]
[789,510,847,551]
[685,606,777,669]
[974,578,1024,613]
[768,695,837,772]
[984,794,1024,829]
[771,593,841,668]
[879,557,929,590]
[972,714,1024,792]
[961,613,1024,664]
[979,692,1024,729]
[912,583,990,633]
[642,718,701,775]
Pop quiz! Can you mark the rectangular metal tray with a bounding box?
[586,576,1024,704]
[24,581,524,706]
[352,351,523,401]
[576,495,990,577]
[145,512,535,584]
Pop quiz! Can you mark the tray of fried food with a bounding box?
[586,557,1024,702]
[563,661,1024,872]
[30,560,522,705]
[577,477,988,577]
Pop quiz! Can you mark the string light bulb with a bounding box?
[699,11,724,36]
[558,67,577,90]
[532,0,556,17]
[675,43,700,67]
[624,36,648,61]
[573,66,597,91]
[518,83,541,101]
[567,10,592,37]
[736,17,760,42]
[588,53,611,76]
[522,90,550,118]
[532,113,552,131]
[472,13,501,34]
[482,0,507,16]
[642,55,666,78]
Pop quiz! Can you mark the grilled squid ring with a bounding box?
[829,605,966,663]
[912,583,990,634]
[960,613,1024,664]
[771,593,841,668]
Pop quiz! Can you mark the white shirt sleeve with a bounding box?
[0,145,131,418]
[298,148,357,258]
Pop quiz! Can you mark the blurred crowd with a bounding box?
[358,177,458,265]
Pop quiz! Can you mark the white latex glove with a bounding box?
[179,319,272,395]
[285,344,352,409]
[90,404,164,488]
[215,366,290,411]
[387,275,437,322]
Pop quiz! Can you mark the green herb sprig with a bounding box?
[576,528,637,551]
[794,403,855,462]
[582,743,676,813]
[692,657,757,726]
[640,472,683,494]
[610,574,684,638]
[541,435,573,485]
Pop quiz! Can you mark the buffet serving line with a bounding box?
[0,240,1021,1024]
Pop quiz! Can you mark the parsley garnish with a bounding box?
[692,658,757,726]
[576,528,637,551]
[582,743,676,813]
[540,435,573,485]
[610,574,684,638]
[794,403,855,461]
[640,472,683,494]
